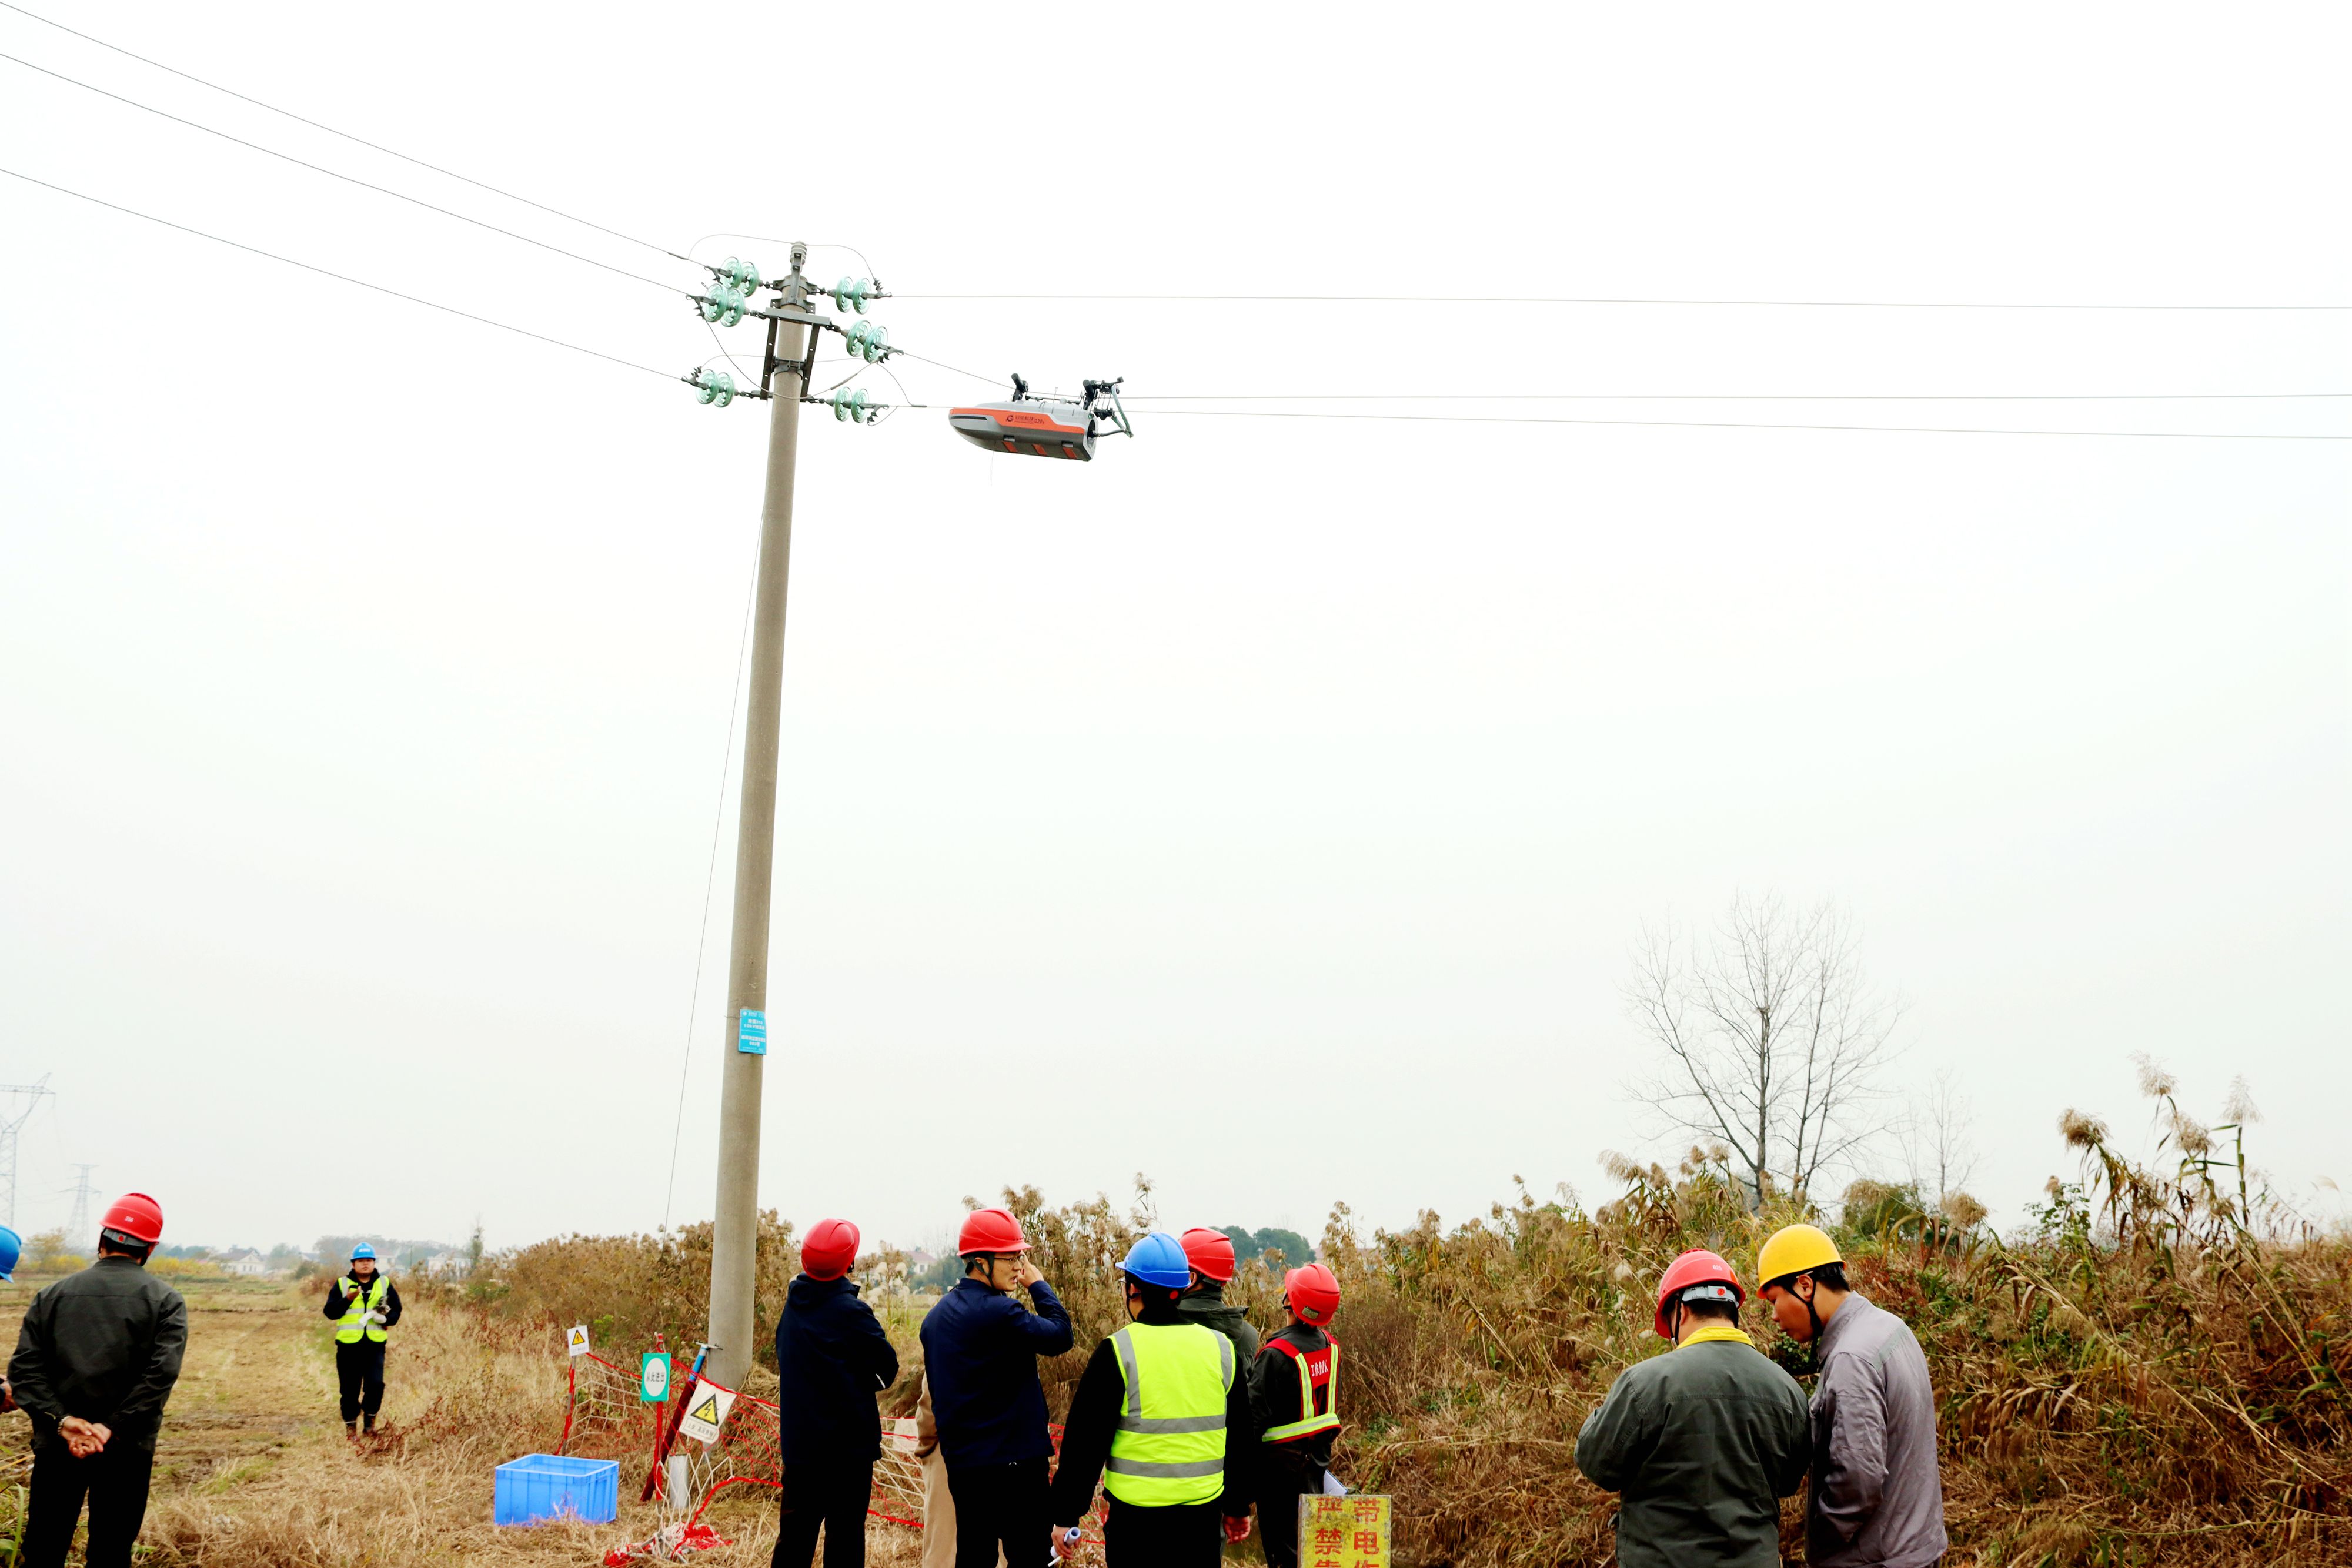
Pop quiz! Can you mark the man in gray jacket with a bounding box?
[1758,1226,1947,1568]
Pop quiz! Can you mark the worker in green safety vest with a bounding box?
[1047,1232,1257,1567]
[321,1245,402,1438]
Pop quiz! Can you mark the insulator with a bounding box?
[694,370,720,405]
[850,389,872,423]
[843,320,870,357]
[709,370,735,407]
[700,295,724,323]
[721,257,761,290]
[718,290,746,328]
[861,325,888,363]
[832,388,853,422]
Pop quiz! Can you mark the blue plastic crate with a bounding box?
[493,1453,620,1526]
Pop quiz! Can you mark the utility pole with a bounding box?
[705,242,816,1389]
[0,1079,54,1231]
[64,1163,97,1239]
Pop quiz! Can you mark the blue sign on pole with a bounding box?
[737,1008,767,1055]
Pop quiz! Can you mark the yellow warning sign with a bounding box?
[1297,1494,1389,1568]
[674,1380,736,1445]
[566,1325,591,1358]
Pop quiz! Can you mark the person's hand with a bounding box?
[58,1416,108,1457]
[1015,1258,1045,1290]
[1223,1516,1252,1545]
[1051,1526,1082,1560]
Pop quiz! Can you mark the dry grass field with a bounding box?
[0,1071,2344,1567]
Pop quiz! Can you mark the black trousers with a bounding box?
[946,1457,1051,1568]
[1101,1496,1222,1568]
[774,1457,876,1568]
[22,1437,155,1568]
[336,1340,386,1422]
[1256,1449,1326,1568]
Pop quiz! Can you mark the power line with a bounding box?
[663,521,761,1233]
[889,293,2352,312]
[0,0,687,262]
[1124,392,2352,403]
[1138,409,2348,442]
[1,166,677,380]
[0,50,684,294]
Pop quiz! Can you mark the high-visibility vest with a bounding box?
[1259,1332,1339,1443]
[335,1275,389,1344]
[1104,1321,1235,1507]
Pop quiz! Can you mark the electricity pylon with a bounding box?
[63,1163,98,1240]
[0,1079,54,1231]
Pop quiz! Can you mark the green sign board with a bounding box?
[640,1351,673,1404]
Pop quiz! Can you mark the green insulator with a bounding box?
[863,325,888,363]
[696,372,719,405]
[848,389,870,422]
[710,370,734,408]
[848,278,870,313]
[719,293,745,328]
[700,295,723,323]
[833,389,851,422]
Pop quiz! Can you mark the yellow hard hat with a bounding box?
[1757,1224,1842,1289]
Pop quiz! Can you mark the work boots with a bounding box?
[345,1421,358,1440]
[363,1415,376,1436]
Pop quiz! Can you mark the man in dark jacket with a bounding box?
[6,1193,187,1568]
[1175,1229,1259,1372]
[1048,1234,1255,1568]
[775,1218,901,1568]
[1574,1249,1810,1568]
[321,1243,403,1437]
[918,1207,1073,1568]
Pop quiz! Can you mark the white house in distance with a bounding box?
[217,1248,270,1277]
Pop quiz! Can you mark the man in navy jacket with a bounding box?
[776,1219,900,1568]
[918,1208,1073,1568]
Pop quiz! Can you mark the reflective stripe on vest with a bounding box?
[336,1275,388,1343]
[1104,1322,1234,1507]
[1260,1333,1339,1443]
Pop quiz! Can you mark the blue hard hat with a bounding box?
[349,1243,376,1261]
[0,1224,18,1281]
[1121,1232,1192,1290]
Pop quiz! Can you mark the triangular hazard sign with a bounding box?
[690,1395,720,1425]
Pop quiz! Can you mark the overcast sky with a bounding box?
[2,4,2345,1259]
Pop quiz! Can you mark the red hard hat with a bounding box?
[957,1206,1029,1256]
[1180,1228,1237,1283]
[1652,1248,1745,1340]
[800,1218,860,1282]
[1283,1263,1341,1325]
[101,1192,164,1246]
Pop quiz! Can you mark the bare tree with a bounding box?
[1623,892,1902,1205]
[1901,1067,1980,1206]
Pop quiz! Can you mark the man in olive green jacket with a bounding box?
[1574,1250,1810,1568]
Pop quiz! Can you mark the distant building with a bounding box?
[218,1248,270,1277]
[906,1248,938,1270]
[419,1249,470,1278]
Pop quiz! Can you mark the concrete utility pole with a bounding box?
[706,243,814,1389]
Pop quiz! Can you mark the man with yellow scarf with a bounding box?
[1575,1248,1810,1568]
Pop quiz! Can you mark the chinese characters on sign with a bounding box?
[1298,1494,1389,1568]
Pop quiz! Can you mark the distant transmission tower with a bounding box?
[0,1079,55,1231]
[63,1164,98,1240]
